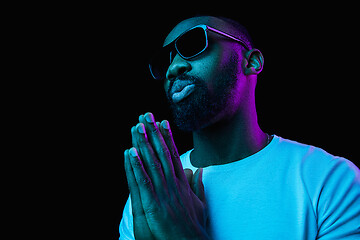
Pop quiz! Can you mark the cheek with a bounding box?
[195,45,241,92]
[191,47,225,90]
[199,43,238,74]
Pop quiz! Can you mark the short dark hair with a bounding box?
[216,16,255,49]
[172,14,255,50]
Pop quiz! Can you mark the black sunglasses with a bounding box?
[149,24,251,80]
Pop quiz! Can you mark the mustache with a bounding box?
[167,74,202,99]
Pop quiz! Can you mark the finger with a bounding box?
[132,122,164,174]
[132,124,168,197]
[138,114,145,123]
[192,168,205,203]
[183,168,193,185]
[124,149,153,239]
[128,147,159,210]
[125,149,142,208]
[139,114,158,129]
[160,119,188,184]
[141,113,177,187]
[131,126,144,161]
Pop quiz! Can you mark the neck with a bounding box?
[190,98,268,168]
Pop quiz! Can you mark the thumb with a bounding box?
[183,168,193,186]
[192,168,205,202]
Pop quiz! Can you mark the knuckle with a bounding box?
[150,160,162,170]
[140,176,151,185]
[131,157,143,168]
[138,176,154,191]
[158,146,171,158]
[137,134,148,144]
[144,205,159,216]
[151,125,160,134]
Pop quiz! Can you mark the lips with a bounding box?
[170,80,196,103]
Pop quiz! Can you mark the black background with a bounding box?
[24,2,359,239]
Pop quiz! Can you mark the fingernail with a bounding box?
[137,123,145,134]
[161,120,170,130]
[129,147,138,157]
[145,112,155,123]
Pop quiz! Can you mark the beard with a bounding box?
[166,58,240,132]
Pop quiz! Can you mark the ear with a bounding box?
[243,49,264,76]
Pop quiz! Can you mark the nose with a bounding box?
[166,54,192,81]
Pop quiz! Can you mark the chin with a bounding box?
[170,99,223,132]
[171,104,203,132]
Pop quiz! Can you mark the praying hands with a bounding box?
[124,112,210,240]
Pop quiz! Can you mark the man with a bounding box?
[120,16,360,239]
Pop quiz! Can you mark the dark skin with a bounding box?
[124,16,267,239]
[125,114,208,239]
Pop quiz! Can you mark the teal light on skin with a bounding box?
[125,16,268,240]
[159,16,267,168]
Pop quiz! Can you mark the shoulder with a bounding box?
[274,136,357,173]
[278,138,359,202]
[275,136,360,237]
[272,136,359,199]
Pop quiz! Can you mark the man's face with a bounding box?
[163,17,248,131]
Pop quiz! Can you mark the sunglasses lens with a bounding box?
[149,46,171,80]
[149,27,208,80]
[176,27,207,58]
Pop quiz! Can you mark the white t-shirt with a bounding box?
[120,135,360,239]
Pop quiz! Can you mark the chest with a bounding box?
[202,167,318,239]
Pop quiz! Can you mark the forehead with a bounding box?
[163,16,236,46]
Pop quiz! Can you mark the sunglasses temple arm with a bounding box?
[207,26,250,50]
